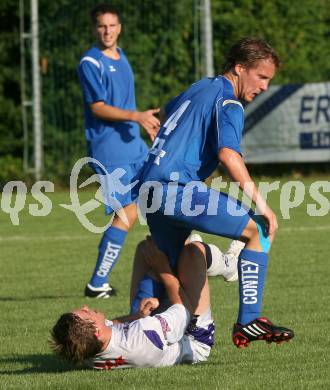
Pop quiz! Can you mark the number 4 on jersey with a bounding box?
[148,100,191,166]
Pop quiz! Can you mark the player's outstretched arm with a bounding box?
[133,109,160,141]
[139,237,193,314]
[90,102,160,140]
[218,147,278,234]
[112,298,159,324]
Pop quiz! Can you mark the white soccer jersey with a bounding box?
[87,304,214,370]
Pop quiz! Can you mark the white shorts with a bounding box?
[144,304,214,365]
[179,309,214,364]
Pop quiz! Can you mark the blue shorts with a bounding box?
[146,184,250,268]
[94,162,145,215]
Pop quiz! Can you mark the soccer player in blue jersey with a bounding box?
[77,4,160,298]
[132,38,294,348]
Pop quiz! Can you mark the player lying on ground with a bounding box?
[50,237,239,369]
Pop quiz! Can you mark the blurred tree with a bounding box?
[212,0,330,84]
[0,0,23,182]
[39,0,196,179]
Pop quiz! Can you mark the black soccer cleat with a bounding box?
[232,317,294,348]
[84,283,117,298]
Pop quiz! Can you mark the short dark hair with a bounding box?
[222,37,281,73]
[50,313,103,364]
[90,3,121,26]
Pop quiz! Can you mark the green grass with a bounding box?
[0,180,329,389]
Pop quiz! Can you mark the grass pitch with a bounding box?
[0,179,329,389]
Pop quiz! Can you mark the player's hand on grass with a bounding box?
[135,108,160,141]
[140,236,173,275]
[139,297,159,317]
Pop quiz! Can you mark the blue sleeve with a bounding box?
[215,100,244,154]
[77,60,106,104]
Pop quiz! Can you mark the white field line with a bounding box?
[0,224,329,242]
[280,224,330,232]
[0,235,90,242]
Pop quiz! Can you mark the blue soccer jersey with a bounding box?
[139,76,244,185]
[132,75,273,329]
[77,46,148,166]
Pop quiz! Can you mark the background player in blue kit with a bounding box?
[132,37,294,348]
[77,4,160,298]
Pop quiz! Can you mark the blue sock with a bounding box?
[130,274,165,314]
[89,226,127,288]
[237,249,269,325]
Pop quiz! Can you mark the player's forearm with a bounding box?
[90,101,138,123]
[219,147,268,211]
[112,312,142,324]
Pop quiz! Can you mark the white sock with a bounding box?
[206,244,227,277]
[206,241,243,281]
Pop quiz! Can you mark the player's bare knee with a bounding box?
[240,218,258,241]
[180,242,207,273]
[189,241,206,255]
[182,242,205,262]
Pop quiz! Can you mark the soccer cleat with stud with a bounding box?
[232,317,294,348]
[84,283,117,298]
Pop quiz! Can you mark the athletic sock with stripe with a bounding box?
[89,226,127,288]
[237,249,269,325]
